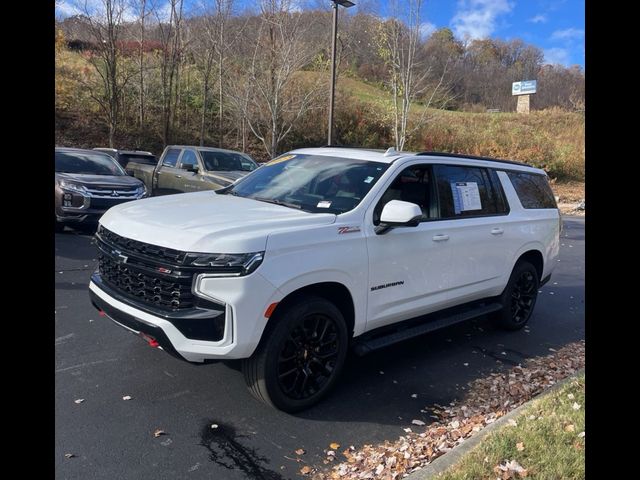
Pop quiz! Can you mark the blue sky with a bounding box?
[56,0,584,67]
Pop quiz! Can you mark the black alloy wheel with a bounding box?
[495,260,540,330]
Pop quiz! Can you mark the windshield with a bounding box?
[223,153,389,214]
[55,150,126,175]
[200,150,257,172]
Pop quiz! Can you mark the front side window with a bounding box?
[240,157,258,172]
[434,165,501,218]
[179,150,199,168]
[373,165,434,224]
[55,151,126,176]
[224,154,389,214]
[506,171,557,209]
[162,148,181,167]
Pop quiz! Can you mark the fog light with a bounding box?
[63,193,73,207]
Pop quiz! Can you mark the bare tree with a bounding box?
[236,0,326,158]
[130,0,153,131]
[156,0,185,146]
[74,0,130,147]
[376,0,451,150]
[191,0,236,146]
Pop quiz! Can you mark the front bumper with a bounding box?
[89,269,281,362]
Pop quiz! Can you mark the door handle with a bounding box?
[432,234,449,242]
[175,175,182,179]
[491,228,504,235]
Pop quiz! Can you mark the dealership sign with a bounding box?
[512,80,537,96]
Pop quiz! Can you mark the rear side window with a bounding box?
[507,172,557,209]
[434,165,503,218]
[162,148,181,167]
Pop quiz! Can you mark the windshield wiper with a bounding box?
[252,196,302,210]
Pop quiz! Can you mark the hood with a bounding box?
[99,191,336,253]
[56,172,143,188]
[202,170,249,185]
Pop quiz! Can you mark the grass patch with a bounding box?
[437,373,585,480]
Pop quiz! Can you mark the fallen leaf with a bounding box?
[295,448,306,455]
[578,431,585,438]
[300,466,312,475]
[211,424,219,429]
[572,402,581,410]
[411,394,417,398]
[122,395,132,401]
[516,442,525,451]
[64,453,75,459]
[564,424,575,432]
[507,419,518,427]
[330,442,340,450]
[567,393,575,399]
[74,399,85,404]
[411,419,425,426]
[153,429,165,437]
[375,463,385,475]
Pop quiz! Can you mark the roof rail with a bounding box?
[416,151,530,168]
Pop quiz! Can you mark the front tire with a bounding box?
[242,295,349,412]
[494,261,540,330]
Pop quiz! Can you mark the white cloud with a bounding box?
[551,27,584,41]
[56,1,82,17]
[529,14,547,23]
[419,21,436,40]
[451,0,513,40]
[55,0,138,22]
[543,47,570,65]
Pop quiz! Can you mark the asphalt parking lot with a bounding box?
[55,217,584,480]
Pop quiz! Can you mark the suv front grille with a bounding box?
[98,226,187,265]
[96,226,195,311]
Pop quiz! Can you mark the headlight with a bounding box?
[58,180,86,193]
[185,252,264,276]
[137,184,148,197]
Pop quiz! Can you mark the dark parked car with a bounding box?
[93,148,157,171]
[55,148,148,232]
[127,146,259,196]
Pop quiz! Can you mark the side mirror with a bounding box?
[376,200,422,235]
[182,164,199,173]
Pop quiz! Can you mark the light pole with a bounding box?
[327,0,355,146]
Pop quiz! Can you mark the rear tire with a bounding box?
[242,295,349,412]
[494,261,540,330]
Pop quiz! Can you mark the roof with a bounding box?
[288,147,544,174]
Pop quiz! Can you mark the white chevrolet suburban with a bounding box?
[89,147,560,412]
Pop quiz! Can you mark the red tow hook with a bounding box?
[98,310,106,317]
[139,332,159,348]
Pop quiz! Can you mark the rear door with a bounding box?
[365,163,454,330]
[154,148,183,195]
[432,164,514,303]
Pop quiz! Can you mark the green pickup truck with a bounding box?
[128,145,259,196]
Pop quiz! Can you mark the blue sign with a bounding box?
[512,80,537,95]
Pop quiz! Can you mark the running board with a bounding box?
[352,302,503,356]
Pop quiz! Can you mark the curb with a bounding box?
[403,368,585,480]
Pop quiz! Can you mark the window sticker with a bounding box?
[364,176,374,183]
[450,182,482,214]
[266,154,295,166]
[317,200,332,208]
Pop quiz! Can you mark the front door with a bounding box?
[365,163,454,331]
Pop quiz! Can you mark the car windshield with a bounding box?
[223,153,389,214]
[200,150,257,172]
[55,151,126,175]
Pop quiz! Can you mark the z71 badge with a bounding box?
[338,226,361,234]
